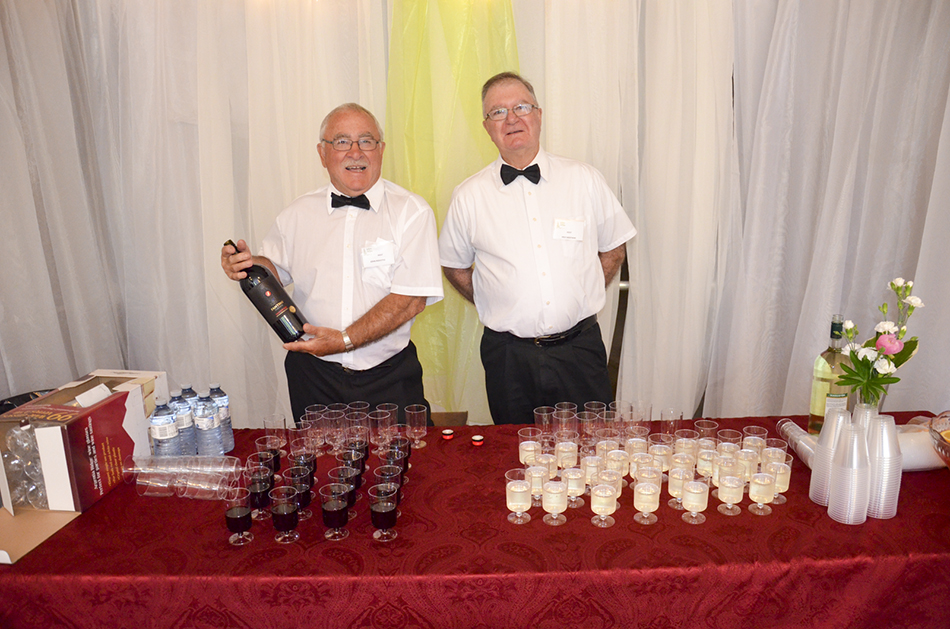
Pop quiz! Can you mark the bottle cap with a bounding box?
[472,435,484,446]
[442,429,454,440]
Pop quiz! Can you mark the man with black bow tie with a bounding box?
[222,103,442,421]
[439,72,636,424]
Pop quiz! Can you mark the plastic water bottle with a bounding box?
[180,383,199,410]
[209,383,234,453]
[149,397,182,457]
[169,388,198,455]
[194,390,224,456]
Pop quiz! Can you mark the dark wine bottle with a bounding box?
[225,240,308,342]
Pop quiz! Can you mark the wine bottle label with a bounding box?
[175,410,194,429]
[150,423,180,440]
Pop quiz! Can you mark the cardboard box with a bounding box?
[0,370,166,564]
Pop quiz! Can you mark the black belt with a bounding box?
[490,315,598,347]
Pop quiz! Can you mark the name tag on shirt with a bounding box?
[553,219,585,241]
[362,239,395,268]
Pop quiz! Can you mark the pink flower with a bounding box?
[875,334,904,356]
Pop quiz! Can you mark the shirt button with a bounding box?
[546,301,551,305]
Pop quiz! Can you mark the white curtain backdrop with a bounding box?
[2,0,949,427]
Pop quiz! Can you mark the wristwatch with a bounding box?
[341,329,355,352]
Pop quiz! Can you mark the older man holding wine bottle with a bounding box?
[221,103,443,422]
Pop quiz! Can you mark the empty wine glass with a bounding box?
[717,429,742,446]
[224,487,253,546]
[633,482,660,525]
[368,410,393,455]
[590,483,618,527]
[561,467,586,508]
[368,483,399,542]
[693,419,719,438]
[534,406,556,435]
[319,483,350,541]
[405,404,428,449]
[542,480,568,526]
[269,486,299,544]
[505,469,532,524]
[681,480,709,524]
[659,407,683,436]
[324,409,347,456]
[748,472,775,516]
[263,414,289,449]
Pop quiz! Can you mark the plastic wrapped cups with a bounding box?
[826,423,870,525]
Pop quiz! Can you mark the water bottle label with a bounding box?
[196,414,220,430]
[175,410,194,429]
[150,423,179,440]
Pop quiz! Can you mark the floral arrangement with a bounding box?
[839,278,924,407]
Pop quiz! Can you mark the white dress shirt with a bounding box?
[439,148,636,338]
[260,179,443,370]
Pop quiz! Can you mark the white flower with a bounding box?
[856,347,878,362]
[844,320,855,330]
[874,321,899,334]
[873,357,897,375]
[903,296,924,308]
[907,280,913,288]
[893,278,905,287]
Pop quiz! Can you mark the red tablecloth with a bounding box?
[2,415,949,628]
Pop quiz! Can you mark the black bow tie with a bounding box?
[331,192,371,210]
[500,163,541,185]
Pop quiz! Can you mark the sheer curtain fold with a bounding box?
[708,0,950,418]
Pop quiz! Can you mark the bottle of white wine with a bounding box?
[808,314,850,433]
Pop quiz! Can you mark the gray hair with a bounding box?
[481,71,538,107]
[319,103,384,141]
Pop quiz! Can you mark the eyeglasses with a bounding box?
[484,103,539,121]
[322,137,381,151]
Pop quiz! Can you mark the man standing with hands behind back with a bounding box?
[439,72,636,425]
[222,103,443,422]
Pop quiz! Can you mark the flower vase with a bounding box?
[852,402,877,433]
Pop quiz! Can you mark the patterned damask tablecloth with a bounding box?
[2,414,949,629]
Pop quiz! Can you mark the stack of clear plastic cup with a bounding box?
[808,408,850,506]
[776,418,816,468]
[826,423,870,525]
[174,472,237,500]
[866,414,902,519]
[123,455,243,483]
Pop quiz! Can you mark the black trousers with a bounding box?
[480,318,613,425]
[284,341,428,425]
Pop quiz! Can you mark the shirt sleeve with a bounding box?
[391,198,444,305]
[439,188,477,268]
[259,215,294,286]
[589,168,637,252]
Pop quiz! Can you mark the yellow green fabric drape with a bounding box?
[384,0,519,422]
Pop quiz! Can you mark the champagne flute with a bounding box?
[368,410,393,455]
[505,469,532,524]
[224,487,254,546]
[590,483,618,528]
[541,480,568,526]
[748,472,775,516]
[319,483,350,541]
[681,480,709,524]
[633,482,660,525]
[262,413,289,449]
[561,467,586,508]
[405,404,428,449]
[367,483,399,542]
[269,486,299,544]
